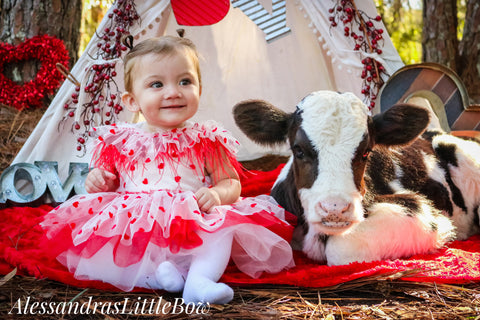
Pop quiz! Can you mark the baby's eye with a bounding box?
[179,78,191,86]
[150,81,163,88]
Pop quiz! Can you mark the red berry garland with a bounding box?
[0,35,69,110]
[328,0,388,110]
[60,0,139,153]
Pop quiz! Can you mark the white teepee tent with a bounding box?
[13,0,403,179]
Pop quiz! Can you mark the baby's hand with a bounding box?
[85,168,119,193]
[195,187,221,213]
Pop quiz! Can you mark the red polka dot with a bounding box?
[250,203,257,208]
[70,223,76,229]
[127,212,132,218]
[98,196,103,203]
[124,234,130,240]
[130,218,137,224]
[122,203,127,208]
[175,176,181,183]
[72,201,79,208]
[128,149,134,156]
[158,163,164,170]
[159,206,165,212]
[109,212,113,218]
[143,178,148,184]
[88,208,94,215]
[110,129,116,134]
[145,158,151,163]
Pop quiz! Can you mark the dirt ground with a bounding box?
[1,106,479,319]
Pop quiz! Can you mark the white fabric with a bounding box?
[14,0,403,179]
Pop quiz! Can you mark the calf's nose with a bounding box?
[317,199,351,216]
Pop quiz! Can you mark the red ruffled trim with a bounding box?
[91,124,244,182]
[47,217,205,268]
[43,205,293,269]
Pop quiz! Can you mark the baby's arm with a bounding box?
[85,168,119,193]
[195,150,241,213]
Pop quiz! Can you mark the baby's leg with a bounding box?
[182,231,234,304]
[155,261,185,292]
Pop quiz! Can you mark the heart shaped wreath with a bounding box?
[0,35,69,110]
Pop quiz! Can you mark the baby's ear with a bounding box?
[122,92,140,112]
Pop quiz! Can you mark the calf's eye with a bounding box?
[292,145,305,160]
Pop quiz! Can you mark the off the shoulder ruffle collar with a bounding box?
[92,120,240,159]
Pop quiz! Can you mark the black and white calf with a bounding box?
[234,91,480,265]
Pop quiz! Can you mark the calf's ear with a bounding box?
[371,103,430,146]
[233,99,290,146]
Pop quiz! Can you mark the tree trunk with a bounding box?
[458,0,480,103]
[423,0,480,104]
[0,0,82,83]
[422,0,459,69]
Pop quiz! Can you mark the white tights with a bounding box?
[154,231,234,304]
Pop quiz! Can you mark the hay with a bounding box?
[1,272,479,319]
[0,106,46,173]
[0,105,479,319]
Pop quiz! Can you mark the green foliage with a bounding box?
[79,0,113,56]
[375,0,422,64]
[375,0,467,64]
[457,0,466,40]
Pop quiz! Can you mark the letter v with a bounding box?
[231,0,291,42]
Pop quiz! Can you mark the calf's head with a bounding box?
[234,91,430,235]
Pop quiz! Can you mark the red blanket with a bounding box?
[1,165,479,290]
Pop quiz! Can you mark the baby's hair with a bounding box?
[122,33,201,92]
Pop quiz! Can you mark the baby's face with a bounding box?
[126,51,201,131]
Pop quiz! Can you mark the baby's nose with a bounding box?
[164,85,181,98]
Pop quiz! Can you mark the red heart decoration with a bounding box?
[171,0,230,26]
[0,35,69,110]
